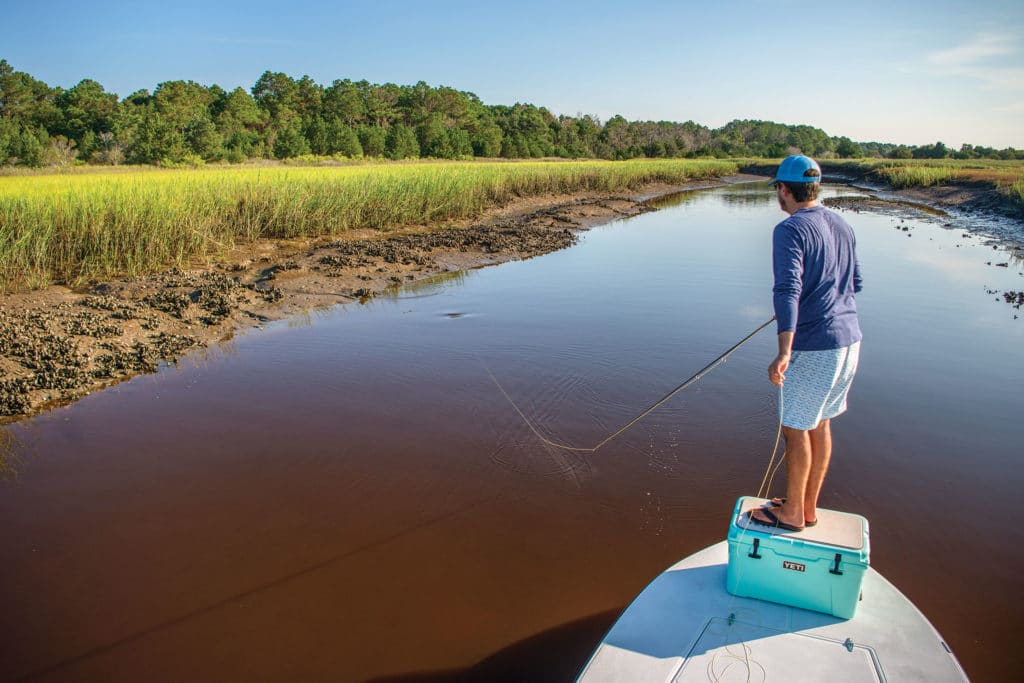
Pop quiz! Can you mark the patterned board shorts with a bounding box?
[780,342,861,430]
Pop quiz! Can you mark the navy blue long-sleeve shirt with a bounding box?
[772,205,862,351]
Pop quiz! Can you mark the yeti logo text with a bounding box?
[782,560,806,572]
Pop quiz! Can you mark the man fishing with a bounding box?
[750,155,862,532]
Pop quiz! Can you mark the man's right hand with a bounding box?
[768,354,790,386]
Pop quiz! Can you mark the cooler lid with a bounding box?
[735,496,867,551]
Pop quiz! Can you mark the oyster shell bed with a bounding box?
[0,270,281,418]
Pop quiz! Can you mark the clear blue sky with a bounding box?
[5,0,1023,148]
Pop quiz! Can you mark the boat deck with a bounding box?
[577,541,967,682]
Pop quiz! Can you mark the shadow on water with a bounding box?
[363,609,620,683]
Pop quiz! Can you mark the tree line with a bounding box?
[1,59,1021,167]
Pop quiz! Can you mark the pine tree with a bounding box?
[333,123,362,157]
[357,125,387,157]
[272,119,310,158]
[385,124,419,159]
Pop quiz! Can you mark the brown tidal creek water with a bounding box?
[2,182,1023,682]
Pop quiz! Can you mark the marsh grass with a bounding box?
[0,159,735,291]
[873,165,965,188]
[1008,179,1024,212]
[824,158,1024,189]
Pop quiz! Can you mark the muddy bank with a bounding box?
[885,181,1023,223]
[836,182,1024,249]
[821,190,1024,251]
[1,177,756,422]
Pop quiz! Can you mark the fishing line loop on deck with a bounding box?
[481,316,776,453]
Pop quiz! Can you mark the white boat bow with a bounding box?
[577,541,967,682]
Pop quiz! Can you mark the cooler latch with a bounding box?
[748,538,762,559]
[829,553,844,575]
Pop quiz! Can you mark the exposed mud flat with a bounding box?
[890,181,1023,222]
[827,185,1024,242]
[824,189,1024,254]
[823,194,946,221]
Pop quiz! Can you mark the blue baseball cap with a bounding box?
[769,155,822,185]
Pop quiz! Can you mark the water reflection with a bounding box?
[384,269,472,299]
[717,183,784,207]
[0,428,21,479]
[643,188,704,209]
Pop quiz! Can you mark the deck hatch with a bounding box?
[674,617,885,682]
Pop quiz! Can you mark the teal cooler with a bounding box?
[726,496,870,619]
